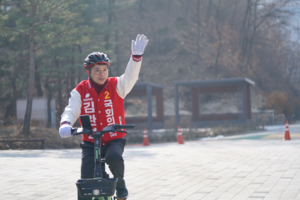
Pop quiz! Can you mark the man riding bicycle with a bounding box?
[59,34,149,199]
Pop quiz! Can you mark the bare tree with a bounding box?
[4,34,25,118]
[21,1,71,134]
[213,0,222,78]
[197,0,201,60]
[105,0,115,50]
[205,0,212,23]
[239,0,298,70]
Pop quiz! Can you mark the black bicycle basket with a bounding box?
[76,178,118,197]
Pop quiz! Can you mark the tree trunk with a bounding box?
[214,0,222,78]
[231,1,238,27]
[105,0,115,50]
[65,64,70,99]
[22,1,37,134]
[70,46,75,90]
[151,21,158,56]
[166,0,172,20]
[5,34,25,118]
[240,0,251,58]
[58,79,63,117]
[245,0,258,68]
[35,70,44,96]
[77,44,82,83]
[206,0,212,23]
[113,8,120,76]
[45,60,55,128]
[55,55,64,117]
[184,0,191,19]
[197,0,200,60]
[22,29,35,134]
[139,0,145,19]
[115,24,120,75]
[45,82,52,128]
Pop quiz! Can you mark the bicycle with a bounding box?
[71,115,134,200]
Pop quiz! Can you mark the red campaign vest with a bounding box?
[75,77,126,146]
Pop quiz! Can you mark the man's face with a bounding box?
[86,64,109,85]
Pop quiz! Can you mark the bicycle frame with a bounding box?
[71,115,134,200]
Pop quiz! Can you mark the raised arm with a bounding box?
[117,34,149,99]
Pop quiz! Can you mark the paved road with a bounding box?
[1,125,300,200]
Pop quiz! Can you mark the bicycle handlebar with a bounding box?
[71,124,135,136]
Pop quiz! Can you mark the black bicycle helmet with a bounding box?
[84,52,110,70]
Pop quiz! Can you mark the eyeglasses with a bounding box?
[92,69,109,75]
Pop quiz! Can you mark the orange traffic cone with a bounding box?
[283,121,291,140]
[143,129,150,146]
[177,126,184,144]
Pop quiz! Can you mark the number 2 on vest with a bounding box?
[104,91,110,99]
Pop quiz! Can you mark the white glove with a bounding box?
[131,34,149,55]
[59,124,72,138]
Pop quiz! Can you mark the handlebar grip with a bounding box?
[116,124,135,129]
[71,128,93,135]
[71,128,80,135]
